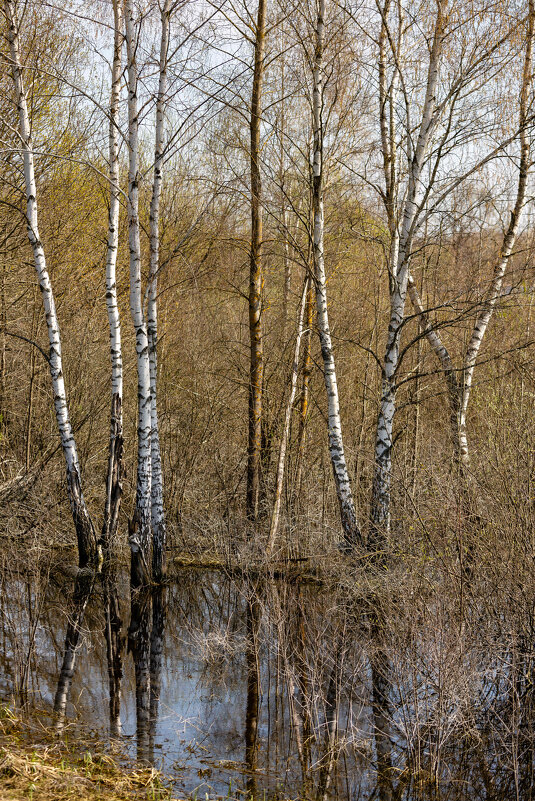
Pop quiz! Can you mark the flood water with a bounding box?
[1,561,535,800]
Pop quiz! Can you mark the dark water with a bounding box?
[1,563,535,800]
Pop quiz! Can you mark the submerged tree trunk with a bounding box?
[124,1,152,756]
[271,580,312,794]
[148,0,170,583]
[5,0,98,570]
[103,563,124,737]
[311,0,362,552]
[125,0,152,584]
[246,0,267,525]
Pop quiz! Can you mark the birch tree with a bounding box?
[125,0,152,587]
[148,0,171,583]
[267,278,309,553]
[3,0,98,570]
[311,0,362,550]
[369,0,447,553]
[364,0,522,553]
[102,0,125,571]
[102,0,126,736]
[293,280,314,507]
[406,0,535,530]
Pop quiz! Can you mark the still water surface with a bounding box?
[1,565,534,800]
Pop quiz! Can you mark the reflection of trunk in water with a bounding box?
[14,565,535,799]
[53,570,95,726]
[129,587,152,763]
[273,580,313,794]
[149,585,167,762]
[295,588,313,789]
[16,572,46,707]
[318,633,343,801]
[102,566,124,737]
[100,386,125,739]
[245,586,262,799]
[370,620,395,801]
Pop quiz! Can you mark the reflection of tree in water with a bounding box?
[149,585,167,762]
[7,565,535,799]
[369,616,395,801]
[244,580,262,799]
[267,578,366,800]
[102,558,125,737]
[53,569,96,727]
[128,586,152,763]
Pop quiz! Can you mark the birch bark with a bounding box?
[293,278,314,507]
[406,0,534,518]
[102,0,125,737]
[247,0,267,525]
[267,279,309,554]
[370,1,445,552]
[125,0,152,584]
[102,0,125,558]
[312,0,362,551]
[457,0,534,470]
[4,0,98,570]
[148,0,170,582]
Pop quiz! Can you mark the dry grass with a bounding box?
[0,707,179,800]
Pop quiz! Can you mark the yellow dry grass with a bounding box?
[0,707,179,800]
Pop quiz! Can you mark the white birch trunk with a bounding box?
[4,0,97,569]
[370,2,445,547]
[267,279,308,555]
[407,0,534,489]
[458,1,534,468]
[102,0,125,738]
[148,0,170,583]
[312,0,362,551]
[125,0,152,580]
[103,0,124,548]
[106,1,124,409]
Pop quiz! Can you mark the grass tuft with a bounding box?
[0,706,180,800]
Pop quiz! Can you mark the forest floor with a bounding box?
[0,706,179,800]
